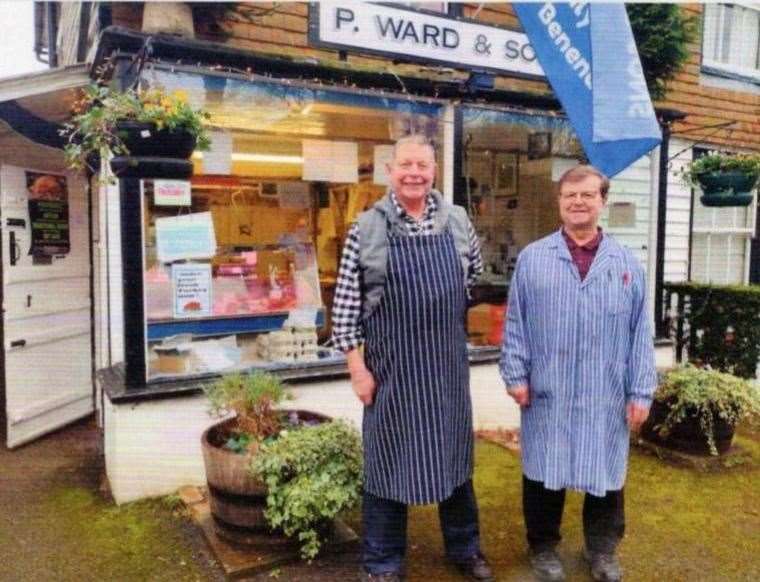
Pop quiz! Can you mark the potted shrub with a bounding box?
[679,152,760,207]
[201,371,363,559]
[60,83,211,173]
[251,419,363,559]
[641,365,760,455]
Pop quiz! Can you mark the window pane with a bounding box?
[461,106,581,346]
[140,68,443,380]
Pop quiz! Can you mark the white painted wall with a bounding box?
[103,364,520,504]
[663,138,694,284]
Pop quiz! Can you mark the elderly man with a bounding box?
[332,135,493,582]
[500,165,656,582]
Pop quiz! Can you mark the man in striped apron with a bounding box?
[332,135,493,582]
[500,165,656,582]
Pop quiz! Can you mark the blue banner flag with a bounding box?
[513,2,661,177]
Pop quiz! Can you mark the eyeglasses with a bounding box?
[559,191,601,201]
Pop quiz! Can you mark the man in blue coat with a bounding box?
[500,165,656,582]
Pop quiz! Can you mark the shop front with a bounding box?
[1,11,673,502]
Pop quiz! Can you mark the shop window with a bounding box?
[702,3,760,82]
[138,68,442,381]
[461,106,581,348]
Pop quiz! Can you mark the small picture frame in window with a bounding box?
[528,132,552,160]
[494,153,517,196]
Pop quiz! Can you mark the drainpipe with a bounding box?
[654,108,687,338]
[46,2,58,68]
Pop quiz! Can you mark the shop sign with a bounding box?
[26,171,70,256]
[153,180,191,206]
[172,263,212,318]
[309,2,544,78]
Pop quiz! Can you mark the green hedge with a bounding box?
[666,282,760,379]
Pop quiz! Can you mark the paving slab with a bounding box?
[183,486,359,579]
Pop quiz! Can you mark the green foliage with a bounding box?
[627,4,698,101]
[678,153,760,188]
[250,420,364,560]
[666,282,760,378]
[60,83,211,172]
[654,365,760,455]
[204,372,289,441]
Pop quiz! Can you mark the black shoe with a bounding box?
[583,549,622,582]
[359,571,402,582]
[451,552,495,581]
[529,548,565,581]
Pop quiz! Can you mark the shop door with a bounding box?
[1,164,93,448]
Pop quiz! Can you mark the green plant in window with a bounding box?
[60,83,211,172]
[250,419,363,560]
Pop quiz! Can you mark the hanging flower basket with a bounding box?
[61,83,210,173]
[696,171,757,207]
[115,120,198,160]
[680,153,760,208]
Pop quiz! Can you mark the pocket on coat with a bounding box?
[528,357,553,397]
[607,283,633,315]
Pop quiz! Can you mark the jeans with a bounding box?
[362,480,482,575]
[522,475,625,554]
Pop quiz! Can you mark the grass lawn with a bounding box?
[367,433,760,582]
[2,428,756,581]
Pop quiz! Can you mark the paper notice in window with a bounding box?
[156,211,217,263]
[154,180,191,206]
[172,263,212,318]
[302,139,358,183]
[373,145,394,186]
[203,131,233,175]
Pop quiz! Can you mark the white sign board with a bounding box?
[302,139,359,183]
[310,2,545,78]
[153,180,191,206]
[172,263,212,318]
[155,211,217,263]
[203,131,233,175]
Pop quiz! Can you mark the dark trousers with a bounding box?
[362,480,481,575]
[523,475,625,554]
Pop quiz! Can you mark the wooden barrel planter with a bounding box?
[201,411,331,532]
[640,400,735,455]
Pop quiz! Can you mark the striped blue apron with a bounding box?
[362,229,473,505]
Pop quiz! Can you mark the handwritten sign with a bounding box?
[172,263,212,318]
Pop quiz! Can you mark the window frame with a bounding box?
[689,148,758,285]
[701,2,760,84]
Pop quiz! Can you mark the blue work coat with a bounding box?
[500,230,656,495]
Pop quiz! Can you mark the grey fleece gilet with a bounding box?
[356,190,472,320]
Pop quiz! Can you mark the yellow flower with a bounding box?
[172,89,189,103]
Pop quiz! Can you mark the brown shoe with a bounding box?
[452,552,495,581]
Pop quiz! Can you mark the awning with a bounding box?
[0,64,90,157]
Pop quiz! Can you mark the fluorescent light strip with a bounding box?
[192,152,303,164]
